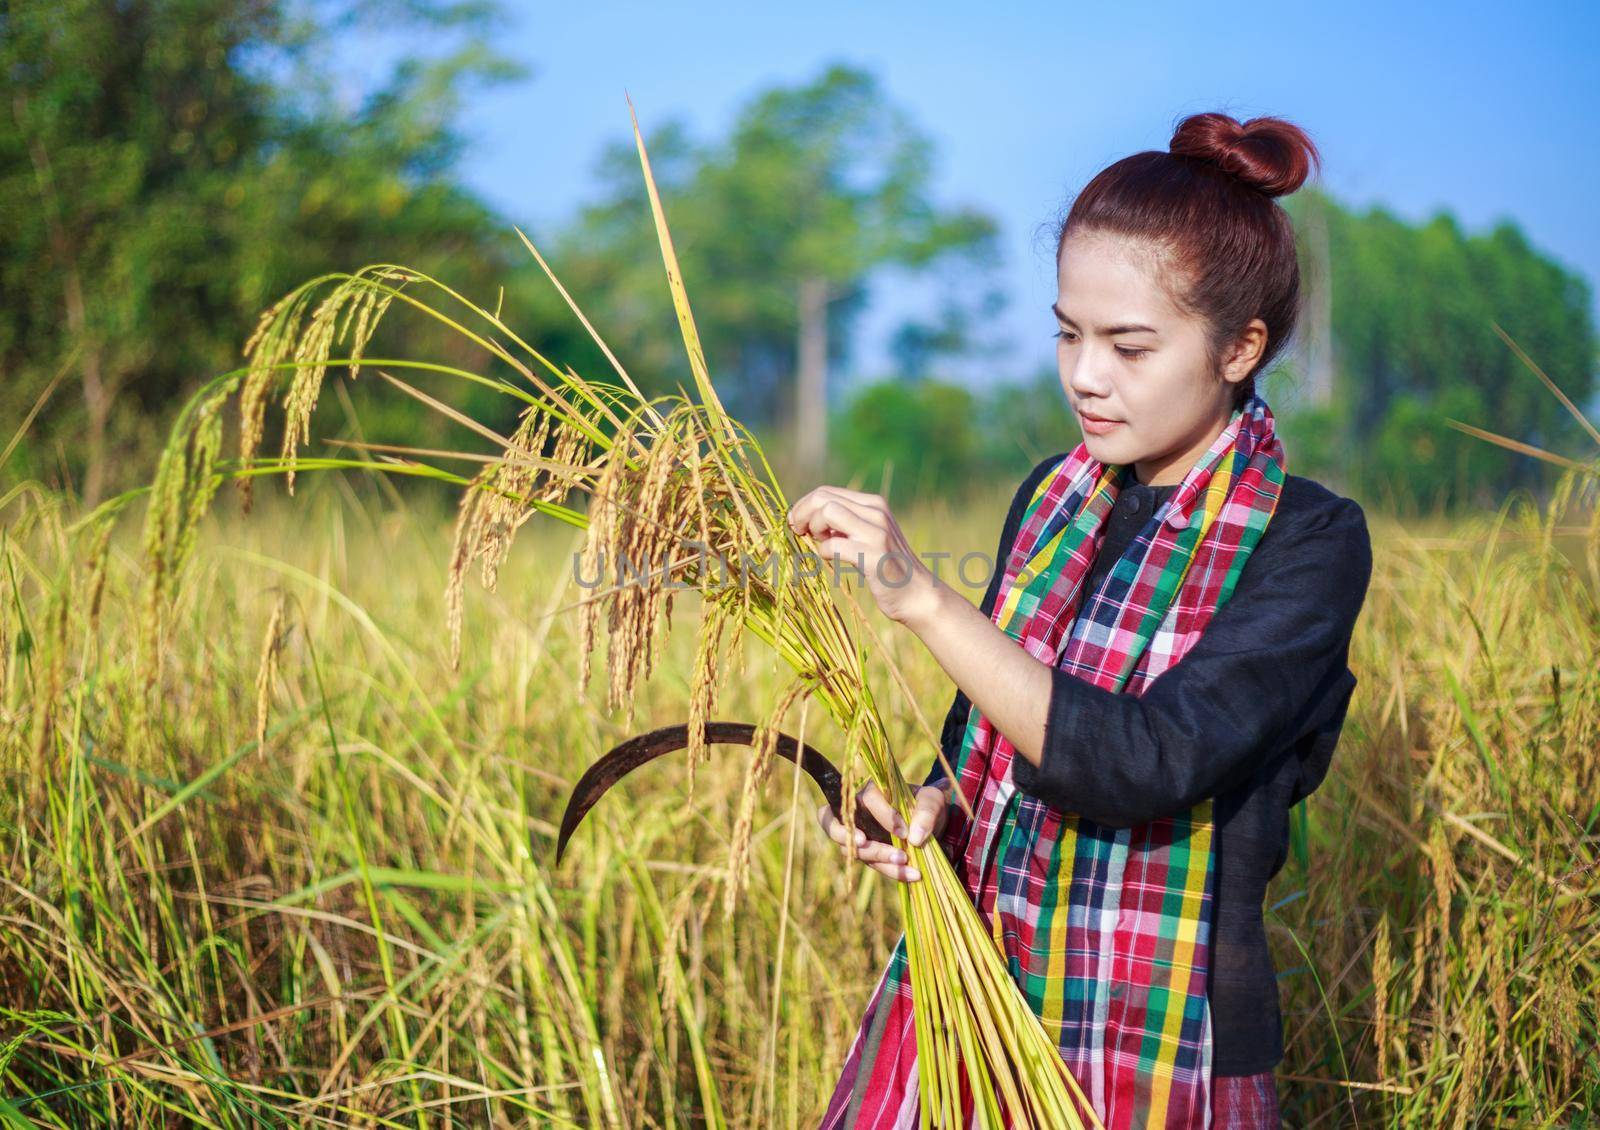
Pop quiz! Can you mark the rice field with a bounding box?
[1,455,1596,1127]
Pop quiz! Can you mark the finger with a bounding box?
[813,537,878,579]
[792,497,882,544]
[854,838,910,868]
[813,486,888,512]
[787,489,845,536]
[788,486,881,525]
[907,786,948,847]
[867,859,923,883]
[857,784,909,840]
[786,489,825,532]
[820,498,884,538]
[818,802,868,854]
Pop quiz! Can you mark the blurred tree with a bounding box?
[1286,190,1597,508]
[0,0,525,503]
[1365,384,1511,514]
[6,3,1592,520]
[829,365,1082,510]
[888,284,1010,380]
[550,63,1003,484]
[829,377,983,507]
[974,366,1076,478]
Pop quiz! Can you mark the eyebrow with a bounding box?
[1052,303,1159,336]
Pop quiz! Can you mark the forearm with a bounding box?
[905,575,1293,827]
[788,473,1371,834]
[902,578,1051,771]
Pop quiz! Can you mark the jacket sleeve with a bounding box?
[923,454,1065,794]
[1008,494,1373,828]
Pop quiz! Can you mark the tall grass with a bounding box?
[1269,463,1600,1126]
[87,101,1102,1126]
[3,97,1598,1126]
[2,443,1596,1125]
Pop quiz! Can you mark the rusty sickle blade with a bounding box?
[554,719,893,865]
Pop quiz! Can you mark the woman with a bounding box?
[787,112,1374,1129]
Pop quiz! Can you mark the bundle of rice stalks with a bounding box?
[135,97,1103,1129]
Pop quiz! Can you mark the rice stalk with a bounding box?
[3,388,1595,1123]
[725,674,812,919]
[1372,912,1393,1081]
[117,96,1155,1128]
[254,590,289,752]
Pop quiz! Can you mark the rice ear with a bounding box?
[724,676,812,919]
[138,374,238,716]
[82,515,114,637]
[255,592,289,752]
[238,289,306,514]
[444,480,488,673]
[576,451,626,706]
[1429,818,1457,991]
[237,267,416,511]
[1372,913,1393,1080]
[685,596,730,805]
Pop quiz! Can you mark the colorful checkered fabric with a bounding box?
[1210,1071,1280,1130]
[822,393,1287,1129]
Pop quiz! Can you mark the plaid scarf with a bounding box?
[822,393,1286,1130]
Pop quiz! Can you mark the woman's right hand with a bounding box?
[816,780,952,883]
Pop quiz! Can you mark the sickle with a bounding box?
[554,720,894,864]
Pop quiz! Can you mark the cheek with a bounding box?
[1126,362,1197,430]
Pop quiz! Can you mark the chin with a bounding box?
[1080,431,1136,465]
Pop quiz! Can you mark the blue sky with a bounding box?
[355,0,1599,393]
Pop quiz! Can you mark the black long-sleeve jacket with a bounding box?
[925,452,1374,1075]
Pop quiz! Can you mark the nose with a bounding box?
[1063,343,1114,403]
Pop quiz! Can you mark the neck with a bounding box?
[1134,410,1234,487]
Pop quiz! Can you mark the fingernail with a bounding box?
[894,851,907,864]
[909,826,927,846]
[855,830,865,846]
[906,868,921,882]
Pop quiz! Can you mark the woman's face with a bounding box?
[1054,229,1265,486]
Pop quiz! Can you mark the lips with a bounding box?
[1076,407,1123,434]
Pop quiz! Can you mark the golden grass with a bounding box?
[91,98,1107,1126]
[5,97,1596,1130]
[1,463,1596,1126]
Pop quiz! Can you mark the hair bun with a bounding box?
[1169,112,1320,198]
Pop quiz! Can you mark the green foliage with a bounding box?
[1365,385,1514,513]
[546,63,1003,428]
[1275,402,1346,486]
[974,368,1078,476]
[829,378,983,505]
[3,5,1593,519]
[1287,191,1598,508]
[828,368,1078,506]
[0,0,525,502]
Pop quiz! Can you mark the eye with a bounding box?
[1053,329,1077,343]
[1116,346,1149,362]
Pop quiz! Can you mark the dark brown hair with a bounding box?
[1054,112,1321,407]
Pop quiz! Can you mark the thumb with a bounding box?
[907,784,949,847]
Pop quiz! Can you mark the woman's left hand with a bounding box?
[786,486,941,625]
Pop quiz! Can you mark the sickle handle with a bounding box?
[555,720,894,864]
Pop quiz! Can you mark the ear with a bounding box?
[1220,319,1269,387]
